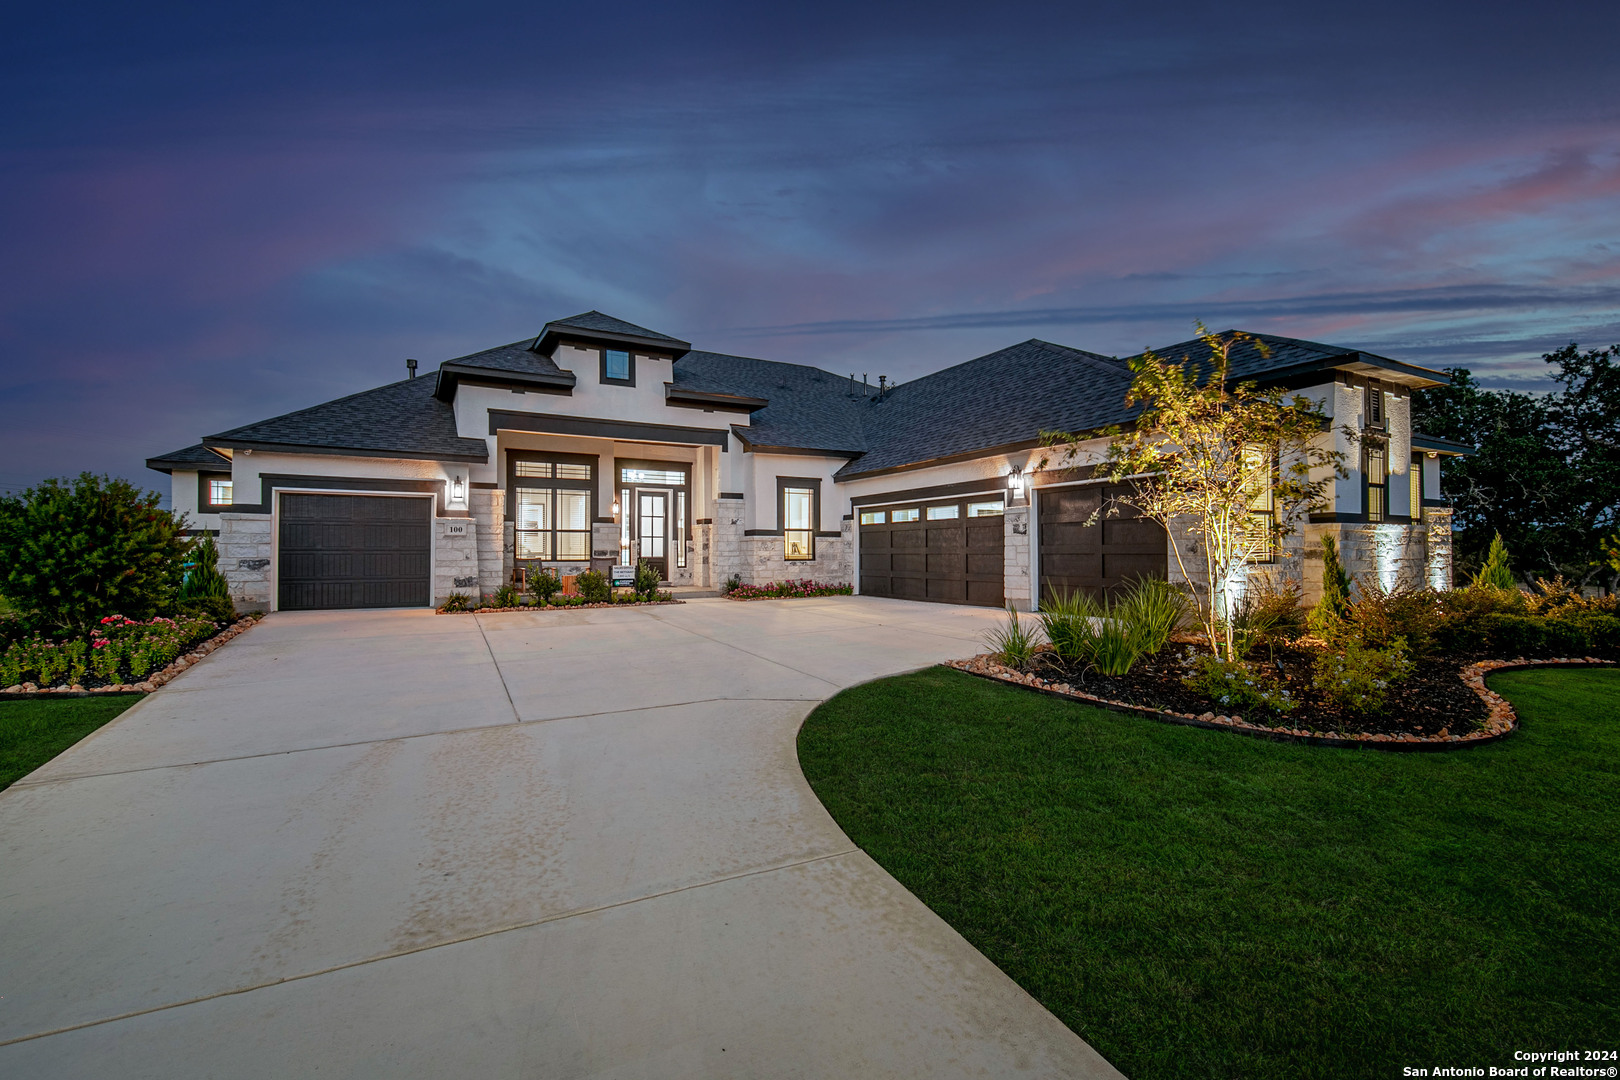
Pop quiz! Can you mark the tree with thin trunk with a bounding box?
[1042,325,1345,661]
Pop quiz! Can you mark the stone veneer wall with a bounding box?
[433,518,480,603]
[711,497,853,586]
[472,488,506,597]
[218,513,273,612]
[1003,504,1034,611]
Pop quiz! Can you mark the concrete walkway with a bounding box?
[0,597,1122,1078]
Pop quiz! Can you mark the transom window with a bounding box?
[859,510,886,525]
[891,507,920,522]
[621,467,684,486]
[967,500,1004,517]
[784,486,814,560]
[926,504,959,520]
[209,479,233,506]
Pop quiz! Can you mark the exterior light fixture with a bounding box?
[1426,451,1438,459]
[611,497,621,515]
[451,475,466,503]
[1008,465,1026,497]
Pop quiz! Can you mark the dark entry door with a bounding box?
[1037,482,1167,602]
[278,494,432,610]
[635,489,670,581]
[859,499,1004,607]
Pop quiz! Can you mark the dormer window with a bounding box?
[601,348,634,386]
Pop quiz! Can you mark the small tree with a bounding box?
[0,473,190,637]
[1307,534,1353,636]
[177,533,235,624]
[1043,326,1345,661]
[1473,532,1515,590]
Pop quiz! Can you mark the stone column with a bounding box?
[1003,505,1033,611]
[434,518,479,603]
[218,513,273,612]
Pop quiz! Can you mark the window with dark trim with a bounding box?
[198,473,234,510]
[600,348,635,386]
[1410,453,1423,522]
[1365,379,1386,429]
[1365,442,1388,522]
[777,476,821,561]
[509,453,595,561]
[1241,445,1275,562]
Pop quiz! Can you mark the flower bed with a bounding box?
[437,595,682,614]
[949,652,1614,748]
[725,580,853,600]
[2,614,261,695]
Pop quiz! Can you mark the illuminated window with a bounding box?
[1410,454,1423,521]
[926,504,959,520]
[512,456,593,561]
[891,508,919,522]
[208,479,233,506]
[859,510,886,525]
[1241,445,1274,562]
[621,467,685,486]
[784,487,813,560]
[514,461,552,478]
[555,463,591,479]
[676,489,687,568]
[967,500,1005,517]
[1365,443,1388,523]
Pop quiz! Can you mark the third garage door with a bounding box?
[278,493,432,611]
[1037,482,1167,602]
[858,496,1004,607]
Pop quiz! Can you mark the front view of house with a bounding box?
[148,311,1466,613]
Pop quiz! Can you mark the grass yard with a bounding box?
[0,694,143,790]
[798,666,1618,1080]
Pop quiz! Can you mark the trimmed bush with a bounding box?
[634,560,661,600]
[528,569,562,604]
[577,570,611,604]
[177,534,235,625]
[0,474,190,636]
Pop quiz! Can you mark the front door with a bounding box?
[635,489,670,581]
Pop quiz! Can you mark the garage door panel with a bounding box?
[858,497,1003,608]
[278,494,431,611]
[1038,482,1167,602]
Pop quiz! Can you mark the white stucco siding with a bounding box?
[230,451,460,511]
[746,453,851,533]
[168,470,222,533]
[1386,389,1414,518]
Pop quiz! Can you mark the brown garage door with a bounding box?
[1037,482,1167,602]
[278,494,432,610]
[859,497,1004,607]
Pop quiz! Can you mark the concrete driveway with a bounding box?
[0,596,1121,1078]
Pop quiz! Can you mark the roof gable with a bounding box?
[535,310,691,358]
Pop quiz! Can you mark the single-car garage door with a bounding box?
[278,494,432,610]
[1037,482,1167,602]
[858,496,1004,607]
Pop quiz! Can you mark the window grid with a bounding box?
[1241,445,1274,562]
[1365,444,1388,523]
[967,500,1005,517]
[891,508,919,522]
[784,487,814,560]
[676,490,687,568]
[859,510,886,525]
[209,479,234,506]
[1410,454,1423,522]
[926,504,960,520]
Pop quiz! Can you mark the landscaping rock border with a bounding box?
[2,615,264,698]
[948,654,1616,752]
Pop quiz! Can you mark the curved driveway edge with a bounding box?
[0,597,1123,1078]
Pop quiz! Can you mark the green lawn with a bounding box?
[798,666,1618,1080]
[0,694,143,790]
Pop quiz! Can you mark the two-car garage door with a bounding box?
[858,496,1006,607]
[278,494,432,611]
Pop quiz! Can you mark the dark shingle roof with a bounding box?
[1126,331,1447,386]
[442,340,569,377]
[546,311,688,345]
[205,375,488,461]
[675,351,870,454]
[145,444,231,474]
[835,340,1131,478]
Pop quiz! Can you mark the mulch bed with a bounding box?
[1,615,263,697]
[438,599,684,614]
[950,640,1616,749]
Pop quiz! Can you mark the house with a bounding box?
[146,310,1466,612]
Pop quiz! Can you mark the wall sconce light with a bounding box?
[451,475,466,503]
[611,497,621,515]
[1008,465,1026,497]
[1426,451,1438,459]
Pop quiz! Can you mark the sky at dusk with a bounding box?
[3,1,1618,495]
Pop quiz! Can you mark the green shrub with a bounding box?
[1473,532,1515,590]
[1040,590,1101,666]
[1115,577,1187,655]
[0,474,191,636]
[1352,587,1443,657]
[1312,637,1414,715]
[1038,583,1167,676]
[439,593,473,613]
[491,584,521,608]
[1184,654,1297,716]
[1552,611,1620,652]
[528,568,562,604]
[1232,580,1305,659]
[985,607,1038,667]
[1307,535,1353,637]
[634,560,661,600]
[577,570,611,604]
[722,573,743,596]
